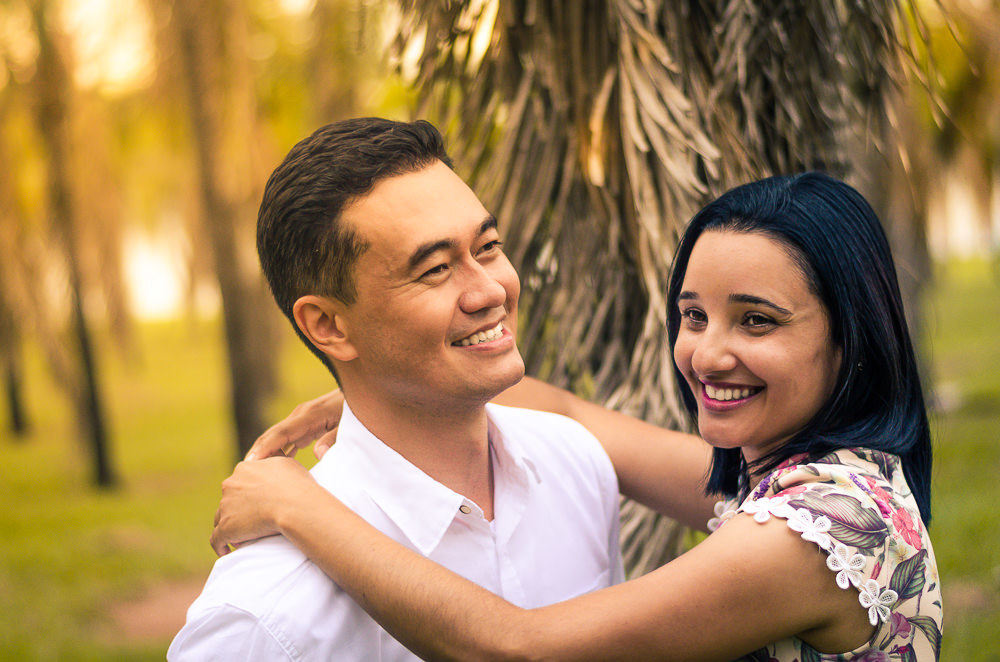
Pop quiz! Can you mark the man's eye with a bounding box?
[479,239,503,254]
[421,264,448,278]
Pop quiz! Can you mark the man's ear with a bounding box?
[292,295,358,362]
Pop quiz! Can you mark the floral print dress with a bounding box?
[709,448,943,661]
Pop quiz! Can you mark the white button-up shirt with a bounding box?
[169,403,623,661]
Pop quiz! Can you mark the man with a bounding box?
[168,118,623,661]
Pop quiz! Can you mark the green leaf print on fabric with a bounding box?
[908,615,942,653]
[790,492,888,549]
[889,550,927,601]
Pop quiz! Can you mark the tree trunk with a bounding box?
[171,0,275,459]
[0,301,28,438]
[31,0,116,487]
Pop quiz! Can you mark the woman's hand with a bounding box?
[211,457,319,556]
[245,390,345,461]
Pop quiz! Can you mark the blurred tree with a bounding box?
[394,0,930,574]
[0,222,28,438]
[0,79,75,446]
[309,0,370,125]
[157,0,279,459]
[910,0,999,262]
[0,93,28,438]
[27,0,117,486]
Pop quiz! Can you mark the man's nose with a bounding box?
[458,261,508,314]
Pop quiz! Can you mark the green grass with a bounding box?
[1,259,998,659]
[924,259,1000,660]
[0,316,333,661]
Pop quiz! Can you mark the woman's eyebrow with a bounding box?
[730,293,792,315]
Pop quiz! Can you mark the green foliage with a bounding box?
[0,261,997,658]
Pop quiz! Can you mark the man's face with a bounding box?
[336,160,524,413]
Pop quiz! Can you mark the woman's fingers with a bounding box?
[245,390,346,460]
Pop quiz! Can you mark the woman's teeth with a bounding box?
[704,384,755,401]
[456,322,504,346]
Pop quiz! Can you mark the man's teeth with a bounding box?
[456,322,504,347]
[704,384,755,401]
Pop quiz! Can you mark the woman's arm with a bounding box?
[247,378,717,530]
[211,458,872,661]
[495,378,715,530]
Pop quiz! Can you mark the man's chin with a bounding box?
[479,364,525,402]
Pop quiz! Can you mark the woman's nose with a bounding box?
[690,328,739,377]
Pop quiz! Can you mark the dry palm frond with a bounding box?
[392,0,927,575]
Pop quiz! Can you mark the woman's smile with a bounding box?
[700,381,763,411]
[672,230,841,461]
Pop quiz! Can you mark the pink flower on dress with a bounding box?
[891,507,923,551]
[863,476,895,518]
[852,651,890,662]
[775,453,809,471]
[888,612,912,639]
[777,485,808,496]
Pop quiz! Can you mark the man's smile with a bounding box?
[453,321,505,346]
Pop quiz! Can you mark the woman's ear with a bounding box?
[292,295,358,362]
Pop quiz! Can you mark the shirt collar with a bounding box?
[318,402,538,555]
[485,404,538,544]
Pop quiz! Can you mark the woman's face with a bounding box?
[672,230,842,463]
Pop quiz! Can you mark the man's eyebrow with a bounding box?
[478,214,498,235]
[406,214,498,272]
[407,238,455,272]
[730,293,792,315]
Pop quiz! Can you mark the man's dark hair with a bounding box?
[257,118,453,377]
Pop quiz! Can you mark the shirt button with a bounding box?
[459,505,472,514]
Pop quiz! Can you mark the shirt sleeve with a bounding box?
[167,604,299,662]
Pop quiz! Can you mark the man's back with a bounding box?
[168,403,623,661]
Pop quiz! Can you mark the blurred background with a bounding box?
[1,0,998,659]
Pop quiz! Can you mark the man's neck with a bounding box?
[344,393,495,520]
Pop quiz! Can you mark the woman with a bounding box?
[213,173,941,660]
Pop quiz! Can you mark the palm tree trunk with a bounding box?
[396,0,927,575]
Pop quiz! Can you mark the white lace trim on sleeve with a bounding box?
[713,497,899,626]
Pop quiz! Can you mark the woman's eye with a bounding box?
[680,308,706,325]
[744,313,774,328]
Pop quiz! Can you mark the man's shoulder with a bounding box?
[171,535,390,660]
[486,402,592,436]
[186,536,335,617]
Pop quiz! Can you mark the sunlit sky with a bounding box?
[61,0,316,93]
[62,0,154,93]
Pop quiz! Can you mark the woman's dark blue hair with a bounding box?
[666,172,932,524]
